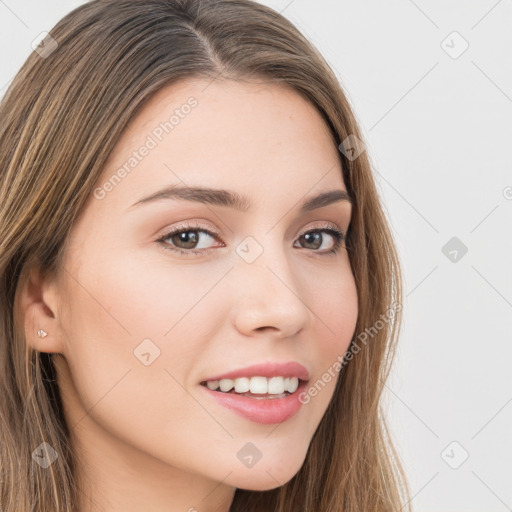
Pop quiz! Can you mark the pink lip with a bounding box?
[201,361,311,382]
[199,379,309,424]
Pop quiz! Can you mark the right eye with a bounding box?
[156,223,224,256]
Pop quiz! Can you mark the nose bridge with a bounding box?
[231,232,310,336]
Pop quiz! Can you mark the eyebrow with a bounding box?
[126,184,353,213]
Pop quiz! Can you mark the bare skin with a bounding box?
[20,77,358,512]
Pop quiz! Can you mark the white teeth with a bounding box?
[286,377,299,393]
[206,380,219,390]
[219,379,234,392]
[204,376,300,394]
[234,377,250,393]
[267,376,285,394]
[250,376,267,394]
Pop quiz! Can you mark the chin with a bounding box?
[231,461,304,492]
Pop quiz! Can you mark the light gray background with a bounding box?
[1,1,511,511]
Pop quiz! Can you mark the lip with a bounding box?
[199,378,309,424]
[200,361,311,383]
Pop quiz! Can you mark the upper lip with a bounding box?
[201,361,311,383]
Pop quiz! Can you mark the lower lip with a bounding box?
[199,380,309,425]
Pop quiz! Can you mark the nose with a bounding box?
[230,241,311,339]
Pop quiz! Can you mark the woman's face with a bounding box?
[42,78,358,499]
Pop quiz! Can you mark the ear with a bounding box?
[17,263,66,354]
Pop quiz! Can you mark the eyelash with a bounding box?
[156,221,346,258]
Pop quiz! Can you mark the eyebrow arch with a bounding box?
[125,184,353,213]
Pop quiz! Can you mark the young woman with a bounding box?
[0,1,411,510]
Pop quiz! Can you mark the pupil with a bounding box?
[174,231,198,249]
[303,232,321,250]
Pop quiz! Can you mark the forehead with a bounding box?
[92,77,346,213]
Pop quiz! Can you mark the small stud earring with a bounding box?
[36,329,48,339]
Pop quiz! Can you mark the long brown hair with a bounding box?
[0,1,411,510]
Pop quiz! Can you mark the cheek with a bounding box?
[310,263,359,349]
[59,249,222,405]
[67,243,218,340]
[302,266,358,404]
[58,258,209,459]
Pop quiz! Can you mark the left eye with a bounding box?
[294,229,344,252]
[156,224,345,257]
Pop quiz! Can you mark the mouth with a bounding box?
[198,377,310,424]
